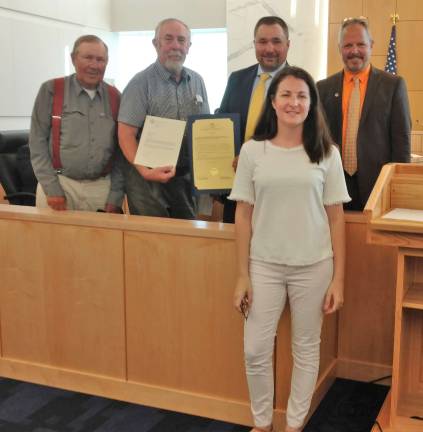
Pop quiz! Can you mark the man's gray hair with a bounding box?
[71,35,108,57]
[338,17,373,46]
[154,18,191,41]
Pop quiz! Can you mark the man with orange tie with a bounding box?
[317,17,411,211]
[219,16,290,222]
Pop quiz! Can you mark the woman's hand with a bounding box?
[323,279,344,314]
[234,275,253,315]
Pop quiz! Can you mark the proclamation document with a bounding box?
[188,114,240,192]
[134,115,186,168]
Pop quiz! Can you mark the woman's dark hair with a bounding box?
[253,66,334,163]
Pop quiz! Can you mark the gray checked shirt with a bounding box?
[118,60,210,170]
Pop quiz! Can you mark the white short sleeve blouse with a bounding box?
[228,140,351,265]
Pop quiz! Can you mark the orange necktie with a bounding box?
[344,77,360,176]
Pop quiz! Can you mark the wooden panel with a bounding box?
[124,231,249,403]
[408,91,423,131]
[365,163,396,219]
[393,164,423,175]
[391,284,423,432]
[0,220,126,378]
[372,54,387,70]
[330,0,364,23]
[328,23,343,75]
[411,132,423,153]
[338,216,397,366]
[391,416,423,432]
[396,0,423,20]
[397,22,423,91]
[0,184,7,204]
[391,182,423,209]
[364,0,396,56]
[337,358,392,382]
[373,390,392,431]
[398,309,423,417]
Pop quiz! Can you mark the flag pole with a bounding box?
[390,13,399,25]
[385,14,399,75]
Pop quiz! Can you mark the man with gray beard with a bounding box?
[118,18,209,218]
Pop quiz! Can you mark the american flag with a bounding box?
[384,25,397,75]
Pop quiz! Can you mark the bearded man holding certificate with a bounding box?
[118,18,209,219]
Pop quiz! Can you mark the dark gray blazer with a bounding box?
[317,66,411,208]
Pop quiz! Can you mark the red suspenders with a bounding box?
[51,77,120,171]
[51,78,65,169]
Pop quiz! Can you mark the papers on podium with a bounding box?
[382,208,423,223]
[134,115,186,168]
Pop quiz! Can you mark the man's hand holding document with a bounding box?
[134,115,186,183]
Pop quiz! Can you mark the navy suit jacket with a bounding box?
[317,66,411,208]
[218,64,259,141]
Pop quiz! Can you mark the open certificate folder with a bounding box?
[134,115,187,168]
[187,114,241,193]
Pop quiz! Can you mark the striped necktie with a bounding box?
[344,76,360,176]
[244,73,270,141]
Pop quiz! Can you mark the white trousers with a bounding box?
[36,174,111,211]
[245,258,333,429]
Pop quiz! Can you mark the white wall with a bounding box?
[111,0,226,31]
[0,0,112,29]
[227,0,329,80]
[1,0,226,131]
[1,0,330,130]
[0,1,115,130]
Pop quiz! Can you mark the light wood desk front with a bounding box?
[0,205,339,429]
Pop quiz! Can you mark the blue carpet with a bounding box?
[303,378,389,432]
[0,378,249,432]
[0,378,390,431]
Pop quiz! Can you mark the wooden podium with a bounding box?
[365,163,423,432]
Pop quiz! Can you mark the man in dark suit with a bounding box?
[219,16,290,222]
[317,17,411,211]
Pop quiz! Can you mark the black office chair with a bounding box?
[0,130,37,206]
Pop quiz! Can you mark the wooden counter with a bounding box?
[337,212,396,382]
[0,205,396,428]
[0,205,335,429]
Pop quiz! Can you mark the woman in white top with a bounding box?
[229,66,350,432]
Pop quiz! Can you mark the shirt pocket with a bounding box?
[94,113,117,167]
[60,110,86,148]
[96,113,116,150]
